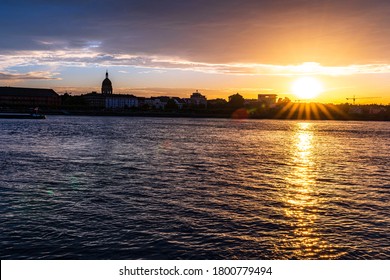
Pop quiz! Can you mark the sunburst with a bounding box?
[275,102,348,120]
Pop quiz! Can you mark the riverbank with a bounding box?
[1,106,390,121]
[53,107,390,121]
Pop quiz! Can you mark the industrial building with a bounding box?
[0,86,61,107]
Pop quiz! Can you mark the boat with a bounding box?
[0,113,46,119]
[0,107,46,119]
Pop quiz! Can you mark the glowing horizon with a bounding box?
[1,53,389,104]
[1,1,390,104]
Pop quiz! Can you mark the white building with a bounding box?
[172,97,187,109]
[105,94,138,109]
[144,97,170,110]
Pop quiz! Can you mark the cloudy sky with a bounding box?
[1,0,390,103]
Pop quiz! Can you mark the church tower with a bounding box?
[101,70,113,94]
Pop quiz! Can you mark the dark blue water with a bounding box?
[1,117,389,259]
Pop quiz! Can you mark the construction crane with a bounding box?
[346,95,381,105]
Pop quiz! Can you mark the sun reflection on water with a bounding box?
[279,122,342,259]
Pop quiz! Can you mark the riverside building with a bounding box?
[0,86,61,108]
[84,71,138,109]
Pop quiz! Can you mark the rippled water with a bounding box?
[1,116,389,259]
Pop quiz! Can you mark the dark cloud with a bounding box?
[1,0,390,64]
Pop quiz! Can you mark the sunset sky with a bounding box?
[1,0,390,104]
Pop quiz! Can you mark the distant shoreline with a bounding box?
[2,107,389,121]
[40,110,389,121]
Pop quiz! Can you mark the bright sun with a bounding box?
[292,77,324,100]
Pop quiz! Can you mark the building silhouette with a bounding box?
[188,90,207,107]
[101,71,113,94]
[0,86,60,107]
[84,71,138,109]
[258,94,277,106]
[84,72,210,111]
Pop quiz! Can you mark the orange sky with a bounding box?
[1,1,390,104]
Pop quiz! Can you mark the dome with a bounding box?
[101,71,113,94]
[102,77,112,86]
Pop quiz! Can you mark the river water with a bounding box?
[0,117,389,259]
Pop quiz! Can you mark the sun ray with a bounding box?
[316,103,335,120]
[311,103,321,120]
[297,103,305,119]
[286,103,301,119]
[275,101,295,119]
[305,103,312,120]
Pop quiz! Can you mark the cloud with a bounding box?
[3,49,390,79]
[2,1,390,65]
[138,70,167,74]
[0,71,60,80]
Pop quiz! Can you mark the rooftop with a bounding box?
[0,86,59,97]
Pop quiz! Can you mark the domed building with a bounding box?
[84,70,138,109]
[101,70,113,95]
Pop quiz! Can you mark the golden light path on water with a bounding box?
[280,122,343,259]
